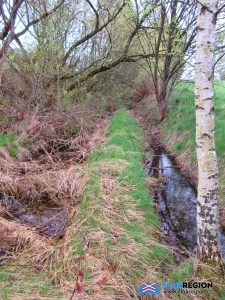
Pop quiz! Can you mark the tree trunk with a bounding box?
[194,0,221,261]
[0,52,6,86]
[0,28,14,86]
[157,102,163,121]
[157,76,170,121]
[157,98,166,121]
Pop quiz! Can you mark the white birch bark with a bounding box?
[194,0,221,260]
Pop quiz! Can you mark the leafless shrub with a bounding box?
[132,77,155,102]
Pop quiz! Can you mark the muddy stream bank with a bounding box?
[147,147,225,260]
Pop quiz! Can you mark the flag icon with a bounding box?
[138,282,160,295]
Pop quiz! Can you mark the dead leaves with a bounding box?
[83,240,91,251]
[106,264,117,273]
[77,268,84,282]
[70,238,113,298]
[97,277,107,286]
[75,252,95,263]
[75,240,95,262]
[94,289,102,297]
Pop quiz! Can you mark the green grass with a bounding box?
[164,82,195,136]
[214,81,225,157]
[0,133,18,156]
[0,134,17,147]
[168,260,194,282]
[0,267,63,299]
[160,81,225,298]
[173,141,184,151]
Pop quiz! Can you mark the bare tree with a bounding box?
[139,0,196,120]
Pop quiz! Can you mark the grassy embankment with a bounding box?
[0,109,196,299]
[161,81,225,206]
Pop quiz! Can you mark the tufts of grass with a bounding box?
[0,134,17,147]
[163,82,195,144]
[0,133,18,157]
[168,260,194,282]
[0,265,64,299]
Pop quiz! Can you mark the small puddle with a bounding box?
[147,148,225,260]
[0,193,69,238]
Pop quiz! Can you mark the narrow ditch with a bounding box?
[147,147,225,260]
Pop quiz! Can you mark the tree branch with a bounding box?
[215,45,225,51]
[66,53,155,91]
[14,0,66,39]
[216,3,225,16]
[213,52,225,69]
[0,0,24,40]
[85,0,99,30]
[64,0,157,91]
[62,1,126,63]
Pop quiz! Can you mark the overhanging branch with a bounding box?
[66,53,155,91]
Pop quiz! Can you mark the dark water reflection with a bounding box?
[0,194,68,238]
[148,150,225,260]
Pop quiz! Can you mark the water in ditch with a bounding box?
[147,149,225,260]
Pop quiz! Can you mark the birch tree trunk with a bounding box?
[194,0,221,261]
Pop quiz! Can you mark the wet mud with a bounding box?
[0,193,69,238]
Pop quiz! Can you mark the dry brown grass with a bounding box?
[0,108,207,300]
[0,115,110,297]
[14,109,108,162]
[0,115,109,201]
[100,160,128,174]
[0,165,85,205]
[0,216,54,263]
